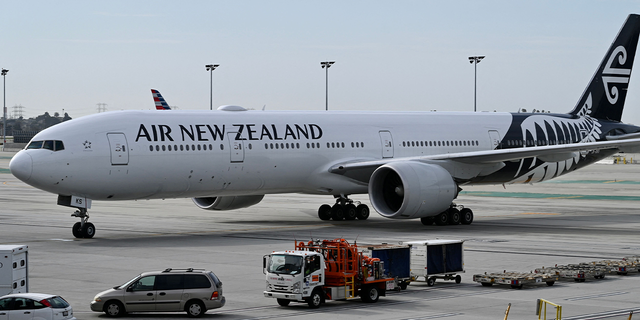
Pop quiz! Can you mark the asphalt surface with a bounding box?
[1,151,640,319]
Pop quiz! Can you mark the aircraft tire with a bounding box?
[82,222,96,239]
[356,204,370,220]
[331,204,344,221]
[420,217,434,225]
[344,204,357,220]
[435,212,449,226]
[318,205,332,220]
[72,222,83,238]
[448,208,461,225]
[460,208,474,225]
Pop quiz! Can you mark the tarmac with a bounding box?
[1,151,640,319]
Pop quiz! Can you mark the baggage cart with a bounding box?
[405,240,464,286]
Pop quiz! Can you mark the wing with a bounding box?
[329,137,640,183]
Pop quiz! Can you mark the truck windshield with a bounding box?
[268,254,303,275]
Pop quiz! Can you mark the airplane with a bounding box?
[151,89,171,110]
[9,14,640,239]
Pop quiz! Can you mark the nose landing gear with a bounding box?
[71,208,96,238]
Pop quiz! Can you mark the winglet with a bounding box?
[151,89,171,110]
[569,14,640,121]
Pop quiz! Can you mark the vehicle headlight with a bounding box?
[292,282,300,293]
[93,295,102,302]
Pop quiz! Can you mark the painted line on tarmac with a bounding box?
[460,191,640,201]
[561,307,640,320]
[545,179,640,184]
[400,313,463,320]
[564,291,628,301]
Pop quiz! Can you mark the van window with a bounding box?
[131,276,156,291]
[155,275,183,290]
[183,275,211,289]
[208,272,222,287]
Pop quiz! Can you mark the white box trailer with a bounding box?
[0,245,28,296]
[406,240,464,286]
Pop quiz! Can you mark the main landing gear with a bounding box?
[420,204,474,226]
[71,208,96,239]
[318,195,370,221]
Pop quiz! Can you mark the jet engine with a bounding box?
[192,195,265,210]
[368,162,457,219]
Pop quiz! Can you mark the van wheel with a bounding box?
[185,300,206,318]
[104,300,125,317]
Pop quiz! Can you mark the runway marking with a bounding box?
[545,179,640,184]
[520,212,561,215]
[400,313,463,320]
[564,291,628,301]
[561,307,640,320]
[460,191,640,201]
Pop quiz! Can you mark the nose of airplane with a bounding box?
[9,151,33,182]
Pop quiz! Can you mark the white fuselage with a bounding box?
[10,110,512,201]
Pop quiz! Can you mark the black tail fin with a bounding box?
[570,14,640,121]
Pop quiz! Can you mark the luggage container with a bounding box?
[359,243,411,290]
[473,271,557,289]
[405,240,464,286]
[0,245,29,296]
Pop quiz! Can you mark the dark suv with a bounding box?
[90,268,225,317]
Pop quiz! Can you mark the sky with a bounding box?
[3,1,640,123]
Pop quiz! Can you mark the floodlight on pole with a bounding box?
[320,61,335,111]
[468,56,485,112]
[205,64,220,110]
[2,68,8,151]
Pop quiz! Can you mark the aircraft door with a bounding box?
[107,133,129,165]
[379,130,394,158]
[227,133,245,163]
[488,130,501,149]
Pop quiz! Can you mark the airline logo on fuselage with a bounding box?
[135,123,323,142]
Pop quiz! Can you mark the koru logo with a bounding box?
[83,140,92,149]
[602,45,632,104]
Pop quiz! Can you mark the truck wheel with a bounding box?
[427,277,436,286]
[307,290,322,308]
[455,275,462,284]
[361,286,379,303]
[277,299,291,306]
[546,281,555,286]
[481,282,493,287]
[399,281,408,290]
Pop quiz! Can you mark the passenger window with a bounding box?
[54,140,65,151]
[13,298,32,309]
[0,298,10,310]
[155,275,183,290]
[27,141,44,149]
[304,255,321,276]
[130,276,156,291]
[183,275,211,289]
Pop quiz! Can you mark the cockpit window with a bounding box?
[26,140,65,151]
[43,140,54,150]
[26,141,44,149]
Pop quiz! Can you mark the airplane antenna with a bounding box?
[262,105,266,111]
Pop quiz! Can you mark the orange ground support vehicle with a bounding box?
[263,239,397,308]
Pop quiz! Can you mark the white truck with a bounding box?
[263,239,396,308]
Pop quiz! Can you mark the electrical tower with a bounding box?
[96,103,108,113]
[11,104,25,119]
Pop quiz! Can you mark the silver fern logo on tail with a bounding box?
[603,46,632,104]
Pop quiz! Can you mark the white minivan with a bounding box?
[91,268,225,317]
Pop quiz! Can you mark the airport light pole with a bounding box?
[205,64,220,110]
[321,61,335,111]
[468,56,485,112]
[2,69,7,151]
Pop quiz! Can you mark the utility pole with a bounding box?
[205,64,220,110]
[2,69,8,151]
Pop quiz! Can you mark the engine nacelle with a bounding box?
[368,162,457,219]
[192,195,265,211]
